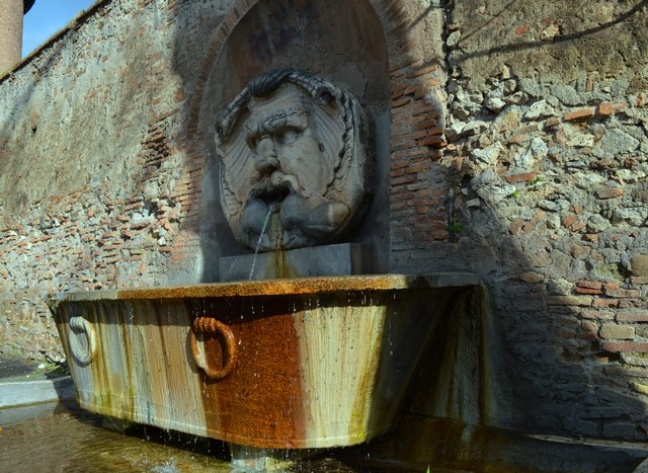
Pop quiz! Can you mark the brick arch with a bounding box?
[186,0,411,136]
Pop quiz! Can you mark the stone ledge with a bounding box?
[0,376,74,408]
[220,243,375,282]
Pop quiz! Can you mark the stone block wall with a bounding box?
[1,0,648,447]
[0,0,232,358]
[397,0,648,442]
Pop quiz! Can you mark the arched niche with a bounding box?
[199,0,391,279]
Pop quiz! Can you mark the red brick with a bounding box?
[571,222,587,232]
[426,126,445,136]
[514,23,530,35]
[418,136,446,147]
[562,214,578,228]
[581,310,614,320]
[407,64,438,79]
[124,201,144,211]
[597,102,627,117]
[605,288,642,298]
[575,287,601,295]
[521,221,536,233]
[390,63,409,76]
[564,108,595,121]
[505,172,538,183]
[507,133,530,144]
[619,300,647,309]
[392,147,430,161]
[509,219,525,235]
[616,312,648,322]
[406,162,430,173]
[548,295,592,306]
[544,117,561,128]
[407,181,429,192]
[571,245,591,257]
[579,332,598,340]
[391,140,416,152]
[392,174,417,186]
[592,299,619,308]
[402,83,423,96]
[585,75,595,92]
[416,107,441,122]
[392,96,411,108]
[602,342,648,353]
[595,187,624,199]
[599,324,635,339]
[578,280,603,290]
[602,281,620,290]
[423,79,442,89]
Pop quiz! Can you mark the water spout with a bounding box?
[249,204,275,280]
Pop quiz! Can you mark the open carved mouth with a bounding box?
[252,172,295,207]
[257,185,290,206]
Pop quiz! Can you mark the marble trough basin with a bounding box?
[49,273,478,449]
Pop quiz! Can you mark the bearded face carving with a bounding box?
[215,69,371,252]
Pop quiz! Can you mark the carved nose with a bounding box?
[257,136,275,158]
[254,136,279,174]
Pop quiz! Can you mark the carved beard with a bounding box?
[240,170,350,251]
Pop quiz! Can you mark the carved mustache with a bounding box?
[250,171,301,199]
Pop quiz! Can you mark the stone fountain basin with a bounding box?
[49,273,478,450]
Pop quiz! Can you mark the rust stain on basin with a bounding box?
[49,273,478,449]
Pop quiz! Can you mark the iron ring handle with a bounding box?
[68,316,97,365]
[190,317,237,380]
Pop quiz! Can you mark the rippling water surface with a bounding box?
[0,403,454,473]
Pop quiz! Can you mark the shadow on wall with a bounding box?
[0,41,66,212]
[453,0,648,63]
[166,0,648,465]
[434,0,648,447]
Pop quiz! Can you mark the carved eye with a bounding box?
[276,128,301,146]
[246,134,259,150]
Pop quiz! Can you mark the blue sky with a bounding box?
[23,0,96,57]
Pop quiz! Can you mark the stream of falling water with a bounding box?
[248,205,275,280]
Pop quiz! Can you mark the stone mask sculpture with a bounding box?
[215,69,371,252]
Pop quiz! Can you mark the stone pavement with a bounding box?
[0,355,74,414]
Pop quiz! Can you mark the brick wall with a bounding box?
[389,61,448,250]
